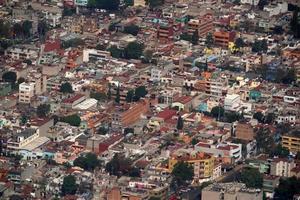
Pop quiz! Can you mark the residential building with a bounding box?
[263,175,280,198]
[224,94,241,112]
[196,142,242,163]
[213,31,236,48]
[187,14,214,38]
[235,122,255,141]
[270,158,296,177]
[83,49,111,62]
[168,149,218,181]
[202,183,263,200]
[7,129,39,151]
[5,45,40,62]
[282,130,300,153]
[157,23,173,43]
[19,82,35,104]
[241,0,259,6]
[0,83,11,97]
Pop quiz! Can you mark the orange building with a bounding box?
[235,122,255,141]
[112,99,149,127]
[213,31,236,47]
[188,14,214,38]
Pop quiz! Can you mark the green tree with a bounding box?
[176,115,184,130]
[73,153,101,171]
[126,90,134,102]
[191,30,199,45]
[105,154,132,176]
[274,177,300,200]
[210,106,224,120]
[240,167,263,188]
[257,0,268,10]
[0,20,11,38]
[61,175,77,196]
[171,161,194,186]
[124,24,140,36]
[63,7,76,16]
[115,86,120,104]
[37,20,48,39]
[224,112,241,123]
[90,91,107,101]
[20,115,28,125]
[282,68,296,84]
[264,113,275,124]
[134,86,147,100]
[107,83,112,100]
[107,45,123,58]
[61,114,81,127]
[37,104,51,118]
[108,23,116,32]
[252,39,268,53]
[271,145,289,158]
[255,127,275,154]
[88,0,120,10]
[60,82,73,93]
[143,49,153,63]
[97,126,108,135]
[124,0,134,6]
[191,138,199,145]
[2,71,17,83]
[205,33,214,48]
[235,37,245,49]
[124,41,144,59]
[145,0,164,8]
[13,23,23,38]
[22,20,32,38]
[62,38,84,49]
[291,7,300,38]
[253,112,264,123]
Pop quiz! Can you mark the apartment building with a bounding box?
[205,77,229,98]
[196,142,242,163]
[224,94,241,112]
[83,49,111,62]
[7,129,39,151]
[282,130,300,153]
[18,71,47,104]
[213,31,236,48]
[188,14,214,38]
[5,45,40,61]
[168,149,217,181]
[270,158,296,177]
[157,23,174,43]
[19,82,35,104]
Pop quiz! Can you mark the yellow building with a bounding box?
[168,149,215,180]
[282,134,300,153]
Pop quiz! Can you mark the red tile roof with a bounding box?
[62,94,85,104]
[156,109,177,121]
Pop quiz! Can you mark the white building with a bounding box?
[270,158,296,177]
[7,129,40,151]
[83,49,111,62]
[5,45,40,61]
[276,115,296,124]
[195,142,242,162]
[224,94,241,112]
[264,2,288,17]
[150,68,162,82]
[19,82,35,104]
[241,0,259,6]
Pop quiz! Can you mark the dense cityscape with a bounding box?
[0,0,299,199]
